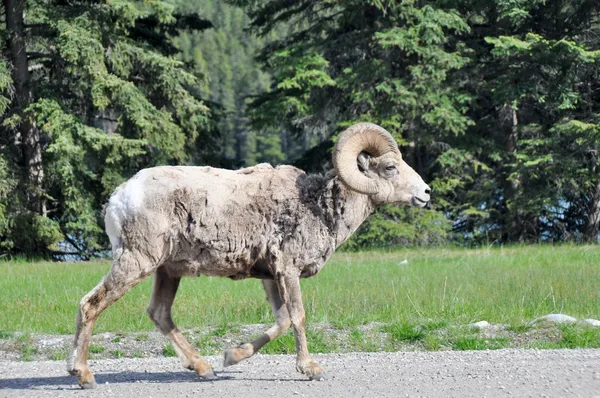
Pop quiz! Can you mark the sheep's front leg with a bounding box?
[281,273,325,381]
[223,280,291,366]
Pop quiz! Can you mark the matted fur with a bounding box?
[68,123,431,388]
[105,164,374,280]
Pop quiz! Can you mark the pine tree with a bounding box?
[444,0,600,242]
[241,0,600,245]
[173,0,292,168]
[240,0,471,246]
[0,0,214,257]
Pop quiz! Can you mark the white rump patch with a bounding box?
[105,169,147,249]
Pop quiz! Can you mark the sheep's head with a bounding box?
[333,123,431,207]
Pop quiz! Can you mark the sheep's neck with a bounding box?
[328,179,376,248]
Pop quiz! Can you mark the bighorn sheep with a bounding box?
[68,123,431,388]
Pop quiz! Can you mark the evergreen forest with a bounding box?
[1,0,599,258]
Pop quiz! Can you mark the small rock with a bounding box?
[38,338,64,348]
[399,259,408,265]
[531,314,577,325]
[582,319,600,327]
[468,321,489,329]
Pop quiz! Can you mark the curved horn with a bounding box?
[332,123,399,195]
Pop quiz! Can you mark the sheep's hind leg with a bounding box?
[223,279,291,366]
[68,250,155,389]
[147,267,216,379]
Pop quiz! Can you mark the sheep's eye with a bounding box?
[385,165,396,171]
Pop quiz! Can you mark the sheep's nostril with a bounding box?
[425,188,431,195]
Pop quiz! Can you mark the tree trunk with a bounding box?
[500,104,521,241]
[584,179,600,242]
[235,126,246,166]
[502,105,519,199]
[4,0,46,215]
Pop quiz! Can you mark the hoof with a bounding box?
[223,348,237,367]
[78,372,97,389]
[80,380,98,389]
[69,367,97,389]
[193,358,216,379]
[223,344,253,367]
[297,360,325,381]
[199,369,217,380]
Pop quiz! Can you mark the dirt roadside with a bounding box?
[1,349,599,397]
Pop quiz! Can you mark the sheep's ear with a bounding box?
[357,152,371,173]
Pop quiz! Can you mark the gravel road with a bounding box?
[1,349,600,397]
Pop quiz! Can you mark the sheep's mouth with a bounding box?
[411,196,429,207]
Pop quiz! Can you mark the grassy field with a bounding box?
[0,245,598,335]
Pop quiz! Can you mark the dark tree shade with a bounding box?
[0,0,214,257]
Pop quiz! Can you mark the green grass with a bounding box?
[423,334,443,351]
[0,245,599,334]
[210,325,229,337]
[452,336,510,350]
[560,325,600,348]
[506,323,532,333]
[15,333,38,361]
[50,350,68,361]
[132,351,146,358]
[162,344,177,357]
[135,333,149,341]
[260,329,338,354]
[194,335,221,355]
[383,323,426,342]
[261,332,296,354]
[21,345,38,361]
[349,328,381,352]
[527,325,600,349]
[111,350,125,358]
[88,344,105,354]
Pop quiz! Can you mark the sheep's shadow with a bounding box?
[0,370,307,391]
